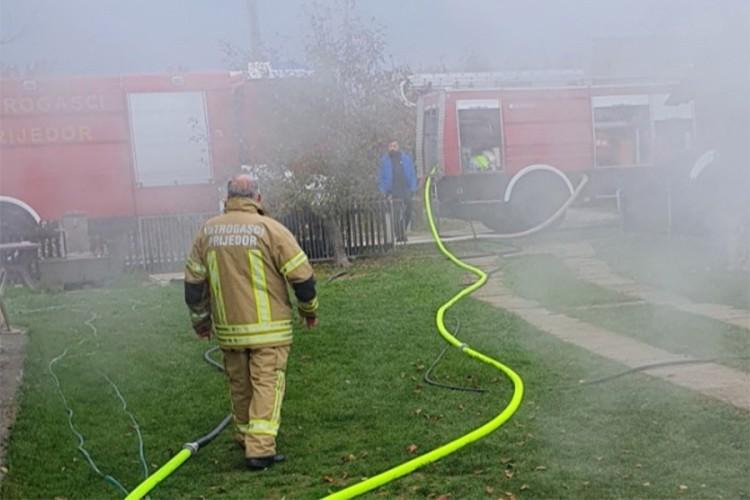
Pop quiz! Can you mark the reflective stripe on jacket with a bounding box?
[185,198,316,348]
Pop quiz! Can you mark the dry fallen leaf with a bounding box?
[415,408,423,415]
[679,485,689,492]
[503,492,518,500]
[503,467,514,479]
[341,453,356,463]
[642,482,651,487]
[322,475,336,484]
[485,486,494,495]
[0,466,8,474]
[436,495,451,500]
[406,444,418,454]
[520,484,529,491]
[501,457,513,464]
[535,465,547,472]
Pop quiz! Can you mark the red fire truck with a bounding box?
[1,69,697,245]
[414,72,696,231]
[0,72,251,245]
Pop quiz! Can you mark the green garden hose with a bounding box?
[47,310,151,497]
[323,171,525,499]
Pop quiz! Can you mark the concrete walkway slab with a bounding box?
[525,242,750,331]
[474,268,750,410]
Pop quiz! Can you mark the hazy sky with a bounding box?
[0,0,745,75]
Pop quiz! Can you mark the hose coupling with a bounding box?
[183,442,199,454]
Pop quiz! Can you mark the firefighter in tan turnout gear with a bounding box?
[184,174,318,470]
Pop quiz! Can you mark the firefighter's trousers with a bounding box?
[222,345,290,458]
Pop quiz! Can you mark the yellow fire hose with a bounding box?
[323,171,525,498]
[124,448,192,500]
[125,170,524,499]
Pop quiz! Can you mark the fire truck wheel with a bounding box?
[0,202,40,244]
[506,169,572,232]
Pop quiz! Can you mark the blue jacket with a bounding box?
[378,152,417,196]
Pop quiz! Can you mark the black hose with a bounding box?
[324,271,349,284]
[420,315,750,394]
[203,345,223,371]
[485,267,502,278]
[423,319,487,394]
[193,415,233,448]
[189,346,232,450]
[568,355,750,389]
[424,344,487,393]
[455,250,519,260]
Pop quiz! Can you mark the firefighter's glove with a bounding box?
[298,298,318,330]
[193,318,213,339]
[303,315,318,329]
[298,308,318,330]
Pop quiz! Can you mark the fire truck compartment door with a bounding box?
[128,91,212,187]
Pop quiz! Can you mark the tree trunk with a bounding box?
[324,218,350,267]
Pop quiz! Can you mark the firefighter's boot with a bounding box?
[246,454,286,471]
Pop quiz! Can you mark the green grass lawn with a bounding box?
[2,248,749,499]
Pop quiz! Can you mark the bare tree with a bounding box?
[241,2,414,266]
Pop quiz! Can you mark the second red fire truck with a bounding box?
[413,71,696,231]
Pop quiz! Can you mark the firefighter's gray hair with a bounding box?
[227,174,260,198]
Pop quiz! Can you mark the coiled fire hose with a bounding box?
[322,170,525,498]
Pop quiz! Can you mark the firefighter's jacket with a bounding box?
[184,198,317,349]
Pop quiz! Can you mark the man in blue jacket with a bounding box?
[378,140,417,241]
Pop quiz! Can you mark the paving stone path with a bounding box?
[526,242,749,330]
[465,255,750,410]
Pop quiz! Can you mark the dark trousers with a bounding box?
[395,196,413,241]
